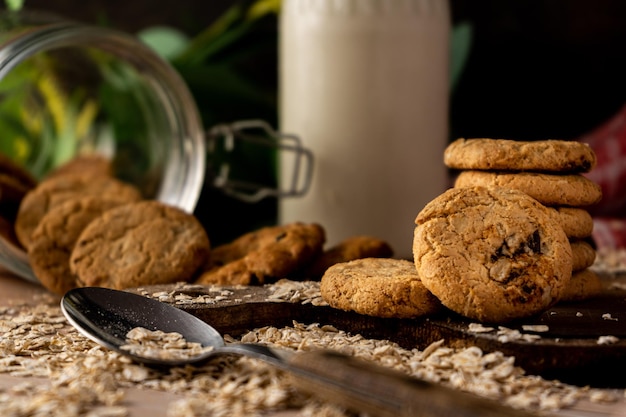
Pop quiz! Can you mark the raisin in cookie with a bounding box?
[196,223,325,285]
[444,138,597,173]
[28,196,127,295]
[70,201,210,290]
[320,258,441,319]
[454,170,602,207]
[413,186,572,323]
[15,174,142,250]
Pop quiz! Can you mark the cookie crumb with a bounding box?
[602,313,619,321]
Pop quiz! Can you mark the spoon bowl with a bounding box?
[61,287,282,367]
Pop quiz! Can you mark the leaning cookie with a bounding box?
[300,235,394,279]
[196,223,325,285]
[414,186,572,323]
[444,138,596,173]
[15,174,142,250]
[454,170,602,207]
[70,201,210,290]
[320,258,442,319]
[28,196,128,295]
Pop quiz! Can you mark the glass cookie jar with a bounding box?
[0,11,312,283]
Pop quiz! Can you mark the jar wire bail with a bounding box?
[206,120,313,203]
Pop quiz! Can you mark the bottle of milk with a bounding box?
[279,0,451,259]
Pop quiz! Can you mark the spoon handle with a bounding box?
[286,349,533,417]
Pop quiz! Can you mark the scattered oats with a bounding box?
[468,323,495,333]
[521,325,549,333]
[608,281,626,291]
[266,279,327,306]
[0,289,623,416]
[496,326,541,343]
[590,390,620,403]
[550,311,557,315]
[602,313,618,321]
[576,312,583,317]
[120,327,214,361]
[597,335,619,345]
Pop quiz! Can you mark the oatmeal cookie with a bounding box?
[196,223,325,285]
[320,258,441,318]
[413,186,572,323]
[549,207,594,239]
[559,269,603,303]
[45,154,113,180]
[301,235,394,279]
[444,138,597,173]
[28,196,127,295]
[15,174,142,250]
[454,170,602,207]
[70,201,210,290]
[570,239,596,272]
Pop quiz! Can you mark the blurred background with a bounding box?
[9,0,626,244]
[20,0,626,140]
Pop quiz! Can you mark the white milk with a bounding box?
[279,0,450,259]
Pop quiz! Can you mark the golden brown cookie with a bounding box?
[549,207,594,239]
[414,186,572,323]
[15,174,142,250]
[570,239,596,272]
[45,154,113,180]
[300,235,394,279]
[320,258,441,319]
[444,138,597,173]
[28,196,127,295]
[559,268,603,303]
[196,223,325,285]
[70,201,210,290]
[454,170,602,207]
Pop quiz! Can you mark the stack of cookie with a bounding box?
[444,138,603,302]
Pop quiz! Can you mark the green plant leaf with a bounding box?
[450,21,473,91]
[137,26,190,61]
[5,0,24,11]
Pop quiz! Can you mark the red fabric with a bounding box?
[578,103,626,249]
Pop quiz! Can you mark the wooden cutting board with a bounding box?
[135,274,626,388]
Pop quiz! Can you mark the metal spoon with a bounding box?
[61,287,532,417]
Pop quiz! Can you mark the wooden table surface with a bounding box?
[1,271,625,417]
